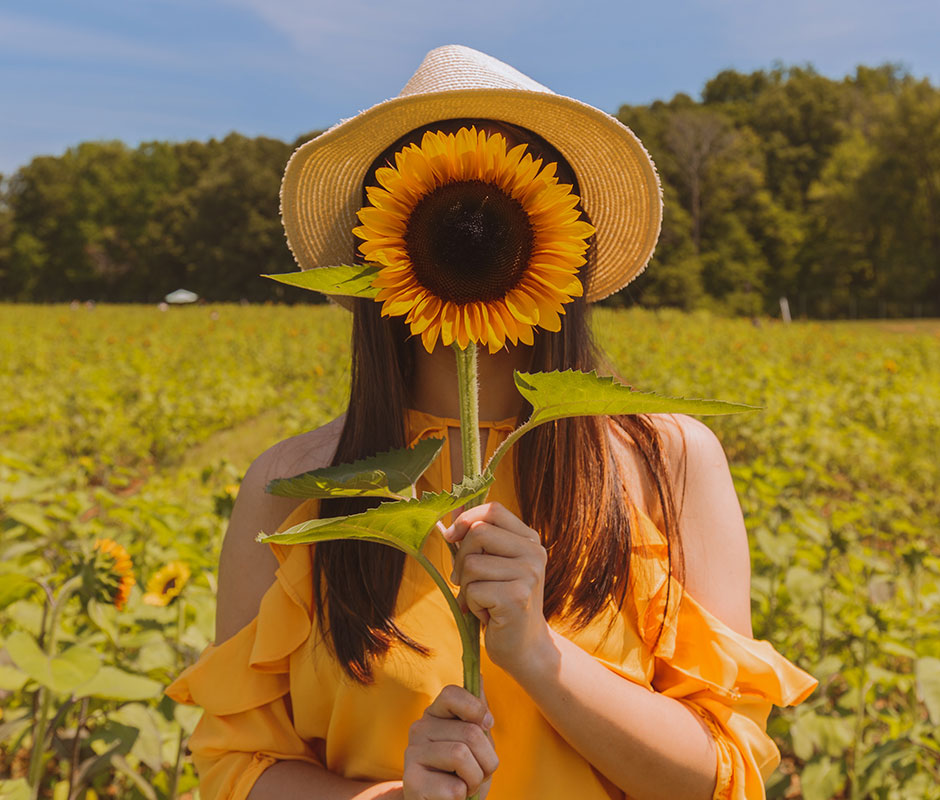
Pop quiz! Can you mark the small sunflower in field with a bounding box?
[142,561,191,607]
[86,538,136,610]
[354,126,594,353]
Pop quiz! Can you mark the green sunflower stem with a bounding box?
[453,343,484,800]
[454,343,482,490]
[28,575,83,800]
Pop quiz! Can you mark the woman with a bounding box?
[168,46,816,800]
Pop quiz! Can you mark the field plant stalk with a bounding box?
[167,726,187,800]
[67,697,89,800]
[112,754,157,800]
[818,546,830,659]
[175,598,185,654]
[27,575,83,800]
[908,561,921,652]
[167,599,188,800]
[849,634,871,800]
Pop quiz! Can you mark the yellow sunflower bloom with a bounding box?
[142,561,191,607]
[92,538,135,611]
[353,126,595,354]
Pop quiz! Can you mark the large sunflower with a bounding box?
[353,126,595,353]
[142,561,191,607]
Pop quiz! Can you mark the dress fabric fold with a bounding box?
[166,409,817,800]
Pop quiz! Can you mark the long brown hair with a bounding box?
[316,120,685,682]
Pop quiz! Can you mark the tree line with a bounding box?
[1,63,938,316]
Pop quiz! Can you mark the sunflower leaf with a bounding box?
[5,631,101,693]
[0,574,38,610]
[258,474,492,555]
[0,779,29,800]
[514,370,759,425]
[266,438,445,499]
[916,657,940,725]
[262,265,381,298]
[0,664,27,691]
[74,667,164,701]
[482,370,759,479]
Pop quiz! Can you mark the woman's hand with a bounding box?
[403,685,498,800]
[443,502,552,677]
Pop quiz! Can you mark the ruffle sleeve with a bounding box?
[165,500,323,800]
[630,508,818,800]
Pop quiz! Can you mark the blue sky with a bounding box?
[2,0,938,175]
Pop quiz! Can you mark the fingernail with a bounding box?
[483,712,495,729]
[442,526,454,541]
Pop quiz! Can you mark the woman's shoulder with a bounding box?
[606,413,721,522]
[608,413,728,493]
[609,413,753,637]
[213,414,346,643]
[651,411,724,456]
[247,412,347,485]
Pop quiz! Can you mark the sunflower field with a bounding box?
[1,304,938,800]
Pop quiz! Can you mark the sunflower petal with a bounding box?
[505,289,540,326]
[517,320,535,346]
[481,307,506,353]
[419,321,441,354]
[493,301,520,346]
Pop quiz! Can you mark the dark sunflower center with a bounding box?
[404,180,534,304]
[163,578,177,592]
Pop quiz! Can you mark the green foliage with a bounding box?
[266,437,444,499]
[264,265,382,298]
[915,658,940,726]
[74,667,164,702]
[1,136,298,302]
[5,633,99,694]
[261,475,491,555]
[513,370,756,423]
[0,304,351,799]
[1,305,938,799]
[618,63,940,317]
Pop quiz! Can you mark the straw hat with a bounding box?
[280,45,662,303]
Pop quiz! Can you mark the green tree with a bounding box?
[809,77,940,315]
[143,134,295,301]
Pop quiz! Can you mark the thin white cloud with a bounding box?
[0,10,181,67]
[694,0,936,58]
[222,0,545,50]
[216,0,570,118]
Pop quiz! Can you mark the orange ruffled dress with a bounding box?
[167,410,817,800]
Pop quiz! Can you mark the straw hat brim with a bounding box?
[280,87,662,304]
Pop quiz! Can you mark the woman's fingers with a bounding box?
[463,578,536,622]
[459,552,521,584]
[424,684,493,726]
[450,523,546,587]
[456,521,539,557]
[406,741,486,794]
[443,502,539,544]
[404,685,498,800]
[401,760,475,800]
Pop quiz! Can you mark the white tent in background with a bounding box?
[165,289,199,304]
